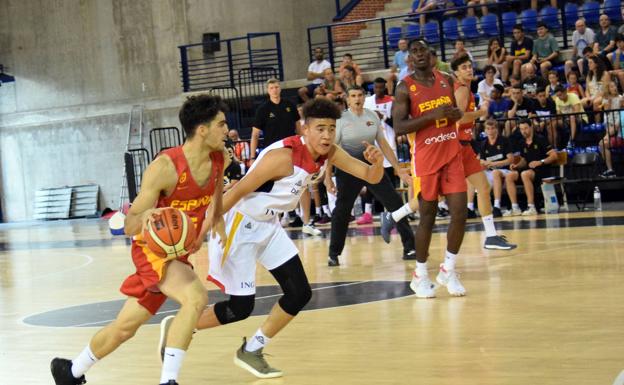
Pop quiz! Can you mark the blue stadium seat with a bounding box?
[423,21,439,43]
[388,27,402,49]
[481,14,499,37]
[564,3,578,28]
[581,1,600,25]
[539,6,559,28]
[520,9,538,32]
[442,18,460,41]
[604,0,622,23]
[461,16,481,40]
[406,24,420,39]
[502,12,517,34]
[411,0,419,12]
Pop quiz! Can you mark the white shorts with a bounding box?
[207,209,299,296]
[484,169,511,186]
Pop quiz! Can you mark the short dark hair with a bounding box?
[582,46,593,55]
[493,84,505,93]
[554,84,567,93]
[615,33,624,43]
[518,118,532,127]
[537,22,547,29]
[451,54,472,71]
[343,65,355,74]
[179,94,228,139]
[513,24,523,32]
[374,77,387,84]
[483,65,496,75]
[302,98,342,122]
[485,118,498,127]
[408,38,429,50]
[347,85,366,94]
[511,85,523,91]
[536,87,546,94]
[343,53,353,59]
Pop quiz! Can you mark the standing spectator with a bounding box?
[338,53,363,86]
[387,39,409,95]
[553,85,586,149]
[594,14,617,59]
[479,119,515,217]
[599,82,624,178]
[531,22,560,78]
[451,39,474,63]
[565,18,595,77]
[228,129,250,173]
[506,119,558,216]
[504,25,534,82]
[314,68,344,101]
[487,38,507,79]
[488,84,512,120]
[608,34,624,88]
[533,88,559,147]
[477,65,504,107]
[566,71,585,99]
[298,47,331,102]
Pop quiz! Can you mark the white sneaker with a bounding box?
[521,207,538,216]
[409,273,436,298]
[436,264,466,296]
[502,208,522,217]
[302,223,322,236]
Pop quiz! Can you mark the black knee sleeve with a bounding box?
[270,255,312,316]
[213,294,255,325]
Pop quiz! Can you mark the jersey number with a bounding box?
[435,118,448,128]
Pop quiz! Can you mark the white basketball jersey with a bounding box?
[235,135,327,221]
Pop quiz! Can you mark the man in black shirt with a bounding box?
[508,86,536,152]
[520,64,548,98]
[533,87,558,148]
[506,119,558,216]
[250,78,300,161]
[479,119,514,217]
[504,25,534,82]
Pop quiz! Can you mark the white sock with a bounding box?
[392,203,413,222]
[364,203,373,214]
[160,347,186,383]
[438,201,448,210]
[443,250,457,271]
[322,205,331,216]
[494,199,501,209]
[467,202,475,211]
[316,207,322,216]
[71,345,98,378]
[415,261,428,278]
[512,203,520,210]
[482,214,497,237]
[245,329,271,352]
[528,203,535,208]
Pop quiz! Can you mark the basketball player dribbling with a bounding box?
[50,94,229,385]
[392,39,467,298]
[158,98,386,379]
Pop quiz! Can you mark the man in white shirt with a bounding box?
[298,47,331,101]
[565,18,595,77]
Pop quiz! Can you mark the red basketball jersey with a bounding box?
[403,71,461,176]
[454,80,476,142]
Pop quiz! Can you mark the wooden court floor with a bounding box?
[1,210,623,385]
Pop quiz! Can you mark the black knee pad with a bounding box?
[213,295,255,325]
[271,255,312,316]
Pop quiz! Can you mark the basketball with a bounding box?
[142,207,196,258]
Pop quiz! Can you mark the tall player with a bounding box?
[451,55,516,250]
[158,98,385,379]
[51,95,229,385]
[391,39,467,298]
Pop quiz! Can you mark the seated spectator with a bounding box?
[315,68,344,101]
[479,119,515,217]
[413,0,452,31]
[487,38,506,79]
[531,22,560,78]
[566,71,585,99]
[581,55,611,123]
[452,39,474,63]
[553,85,586,149]
[387,39,408,95]
[398,55,416,83]
[466,0,494,17]
[338,53,363,86]
[506,119,558,216]
[298,47,331,101]
[488,84,512,120]
[608,34,624,89]
[430,48,451,73]
[504,25,534,82]
[599,82,624,178]
[526,0,557,10]
[521,64,548,98]
[477,65,504,107]
[544,70,561,97]
[565,18,595,77]
[594,14,617,60]
[228,129,251,173]
[508,86,536,149]
[534,87,559,147]
[340,65,358,91]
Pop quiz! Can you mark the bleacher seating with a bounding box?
[581,1,601,24]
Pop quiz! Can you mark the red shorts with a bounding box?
[417,152,467,201]
[119,236,191,314]
[461,144,484,177]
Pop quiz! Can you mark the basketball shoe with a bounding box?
[380,211,395,244]
[50,358,86,385]
[234,337,283,378]
[409,272,436,298]
[436,264,466,296]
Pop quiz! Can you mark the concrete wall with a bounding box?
[0,0,335,221]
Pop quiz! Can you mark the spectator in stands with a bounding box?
[298,47,331,102]
[566,71,585,99]
[340,65,358,92]
[545,70,561,97]
[506,119,558,216]
[387,39,409,95]
[608,34,624,89]
[430,48,451,73]
[488,83,512,120]
[478,65,504,107]
[398,55,416,82]
[599,82,624,178]
[581,55,611,123]
[338,53,363,86]
[504,25,534,83]
[315,68,344,101]
[527,0,557,10]
[479,119,514,217]
[534,87,559,147]
[223,138,243,192]
[553,84,586,149]
[452,39,474,63]
[508,85,536,149]
[228,129,250,174]
[413,0,450,31]
[531,22,560,78]
[487,38,507,79]
[565,18,595,77]
[521,63,548,98]
[466,0,493,17]
[594,14,617,60]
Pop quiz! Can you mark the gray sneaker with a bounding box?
[380,211,395,244]
[234,337,283,379]
[484,235,517,250]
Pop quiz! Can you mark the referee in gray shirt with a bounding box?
[325,86,415,266]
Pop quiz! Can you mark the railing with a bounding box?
[308,0,575,72]
[334,0,362,21]
[178,33,284,92]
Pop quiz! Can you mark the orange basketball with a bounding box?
[142,207,196,259]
